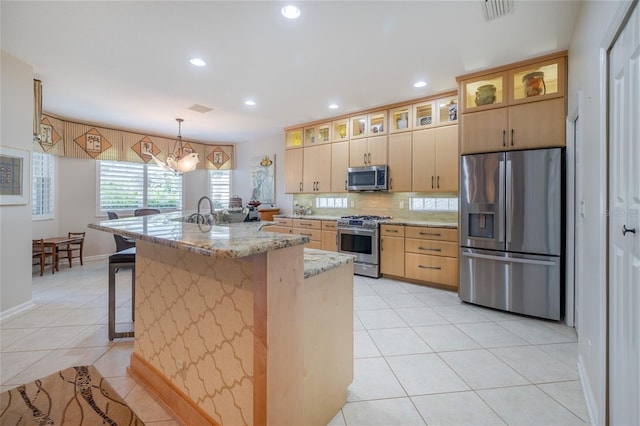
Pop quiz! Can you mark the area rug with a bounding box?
[0,365,143,425]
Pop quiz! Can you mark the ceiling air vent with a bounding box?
[187,104,214,114]
[482,0,513,21]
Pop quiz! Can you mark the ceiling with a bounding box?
[1,1,580,145]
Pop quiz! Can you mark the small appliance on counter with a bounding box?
[246,199,261,221]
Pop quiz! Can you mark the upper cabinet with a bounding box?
[389,104,413,133]
[331,118,350,142]
[350,110,387,139]
[435,94,459,127]
[457,51,567,154]
[304,122,331,146]
[285,128,303,149]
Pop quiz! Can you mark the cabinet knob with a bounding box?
[437,176,440,189]
[622,225,636,236]
[431,176,434,189]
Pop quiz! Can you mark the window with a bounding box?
[32,152,55,219]
[209,170,231,209]
[98,160,182,214]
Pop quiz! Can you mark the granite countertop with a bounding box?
[88,211,309,259]
[303,249,354,279]
[274,214,457,228]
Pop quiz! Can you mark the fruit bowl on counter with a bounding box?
[214,208,249,224]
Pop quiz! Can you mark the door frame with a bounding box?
[565,91,584,328]
[602,0,638,423]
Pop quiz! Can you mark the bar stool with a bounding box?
[108,247,136,340]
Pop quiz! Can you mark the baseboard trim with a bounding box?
[128,352,219,426]
[577,354,599,425]
[0,300,35,322]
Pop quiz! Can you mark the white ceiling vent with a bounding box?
[187,104,214,114]
[482,0,513,21]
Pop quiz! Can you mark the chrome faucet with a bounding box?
[197,196,214,224]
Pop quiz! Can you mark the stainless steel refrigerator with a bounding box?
[459,148,564,320]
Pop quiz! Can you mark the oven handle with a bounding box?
[337,227,378,235]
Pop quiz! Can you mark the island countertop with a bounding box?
[88,211,309,258]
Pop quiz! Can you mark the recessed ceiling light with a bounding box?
[413,81,427,88]
[281,5,301,19]
[245,100,256,106]
[190,58,206,67]
[328,104,339,109]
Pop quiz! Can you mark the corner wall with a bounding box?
[567,1,624,424]
[0,51,35,314]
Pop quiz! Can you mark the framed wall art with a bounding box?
[0,147,30,205]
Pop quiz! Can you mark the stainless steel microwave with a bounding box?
[347,165,388,191]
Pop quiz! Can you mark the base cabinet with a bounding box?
[380,225,405,276]
[293,219,322,249]
[380,225,459,290]
[321,221,338,251]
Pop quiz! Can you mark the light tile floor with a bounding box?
[1,260,588,425]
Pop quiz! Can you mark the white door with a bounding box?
[608,3,640,425]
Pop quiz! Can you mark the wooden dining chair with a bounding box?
[58,232,85,268]
[32,238,56,276]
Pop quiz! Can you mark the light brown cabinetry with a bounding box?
[262,217,293,234]
[303,144,332,192]
[404,226,459,289]
[349,135,387,167]
[285,128,303,149]
[412,125,458,193]
[304,123,331,146]
[293,219,323,249]
[457,52,567,155]
[387,133,412,192]
[350,111,387,139]
[285,148,304,193]
[321,221,338,252]
[331,141,349,193]
[380,225,405,277]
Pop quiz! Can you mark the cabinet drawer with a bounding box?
[405,239,458,257]
[262,225,292,234]
[293,219,322,230]
[273,217,293,226]
[293,228,322,241]
[405,226,457,242]
[405,253,459,287]
[322,220,338,230]
[305,240,323,250]
[381,224,405,237]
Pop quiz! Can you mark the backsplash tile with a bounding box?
[293,192,458,222]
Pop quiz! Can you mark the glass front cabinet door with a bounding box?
[285,128,303,149]
[461,72,506,114]
[413,100,436,130]
[509,57,566,104]
[389,105,412,133]
[436,95,459,126]
[331,118,349,142]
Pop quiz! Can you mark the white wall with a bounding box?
[0,51,35,314]
[567,1,623,424]
[233,135,293,214]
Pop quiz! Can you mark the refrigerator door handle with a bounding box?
[498,160,505,243]
[506,159,512,244]
[461,251,557,266]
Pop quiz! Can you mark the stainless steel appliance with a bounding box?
[347,165,388,191]
[459,148,564,320]
[337,215,390,278]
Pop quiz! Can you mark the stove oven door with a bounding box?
[337,226,379,266]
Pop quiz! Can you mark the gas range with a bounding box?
[336,215,392,278]
[336,215,392,229]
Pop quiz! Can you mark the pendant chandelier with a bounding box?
[145,118,199,174]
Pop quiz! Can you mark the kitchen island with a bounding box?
[89,213,354,426]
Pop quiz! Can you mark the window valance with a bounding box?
[34,114,234,170]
